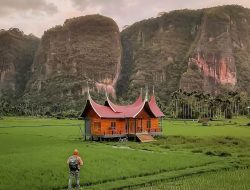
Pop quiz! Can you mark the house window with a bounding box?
[147,119,151,128]
[94,122,101,131]
[111,121,116,130]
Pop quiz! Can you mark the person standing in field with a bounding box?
[67,149,83,190]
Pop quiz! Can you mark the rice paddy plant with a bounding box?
[138,168,250,190]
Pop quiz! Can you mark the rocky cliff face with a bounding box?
[1,6,250,111]
[180,6,249,94]
[25,15,121,106]
[117,9,203,101]
[118,5,250,103]
[0,28,39,98]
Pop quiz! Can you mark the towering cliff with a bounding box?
[25,15,121,107]
[117,9,202,102]
[1,6,250,112]
[118,5,250,103]
[180,5,249,94]
[0,28,39,99]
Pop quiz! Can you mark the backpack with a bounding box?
[68,156,78,171]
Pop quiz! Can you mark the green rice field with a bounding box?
[138,168,250,190]
[0,117,249,190]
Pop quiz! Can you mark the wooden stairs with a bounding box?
[136,133,155,143]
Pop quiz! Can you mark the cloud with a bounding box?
[0,0,58,16]
[71,0,159,28]
[1,0,250,37]
[70,0,250,29]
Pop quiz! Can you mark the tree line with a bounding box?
[1,90,250,119]
[0,97,81,118]
[168,90,250,119]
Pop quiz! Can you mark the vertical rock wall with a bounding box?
[0,28,39,98]
[25,15,121,106]
[180,6,250,94]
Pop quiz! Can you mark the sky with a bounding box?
[0,0,250,37]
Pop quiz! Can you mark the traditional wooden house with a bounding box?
[80,89,164,141]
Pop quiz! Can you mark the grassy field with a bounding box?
[0,117,249,190]
[138,168,250,190]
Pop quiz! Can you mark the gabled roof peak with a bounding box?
[144,86,149,102]
[148,95,165,117]
[105,87,109,100]
[86,81,91,100]
[106,91,144,113]
[81,86,164,118]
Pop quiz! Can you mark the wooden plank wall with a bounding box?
[86,107,161,136]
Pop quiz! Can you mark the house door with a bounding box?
[129,119,136,134]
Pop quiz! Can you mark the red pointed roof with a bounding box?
[106,95,143,113]
[81,90,164,118]
[148,95,165,117]
[81,95,146,118]
[89,99,125,118]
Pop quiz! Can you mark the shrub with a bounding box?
[205,151,216,156]
[61,110,80,118]
[199,117,209,126]
[45,111,52,117]
[225,110,232,119]
[205,150,231,157]
[56,113,64,119]
[192,149,203,153]
[202,122,209,126]
[217,151,231,157]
